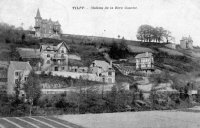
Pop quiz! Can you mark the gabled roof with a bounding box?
[41,41,69,52]
[40,44,55,51]
[135,52,153,59]
[57,41,70,51]
[10,61,32,71]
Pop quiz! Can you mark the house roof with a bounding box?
[10,61,32,71]
[91,60,112,71]
[17,48,41,59]
[57,41,69,50]
[68,59,84,67]
[135,52,153,59]
[40,41,69,52]
[0,61,9,68]
[36,8,41,18]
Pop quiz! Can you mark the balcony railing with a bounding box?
[51,54,66,60]
[52,61,67,66]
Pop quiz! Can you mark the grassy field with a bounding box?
[128,45,154,53]
[59,109,200,128]
[1,108,200,128]
[158,48,184,56]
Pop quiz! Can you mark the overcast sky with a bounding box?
[0,0,200,45]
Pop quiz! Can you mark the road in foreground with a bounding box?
[58,110,200,128]
[0,116,84,128]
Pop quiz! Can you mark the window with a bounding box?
[61,54,64,58]
[62,67,65,70]
[15,79,19,84]
[61,50,64,53]
[47,54,50,57]
[24,76,28,81]
[47,60,51,64]
[15,72,19,76]
[108,71,112,76]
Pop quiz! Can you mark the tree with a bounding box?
[14,73,23,104]
[163,30,175,43]
[136,25,155,42]
[24,71,41,116]
[154,27,165,43]
[136,25,174,43]
[118,35,120,39]
[21,33,26,42]
[28,26,33,31]
[109,38,129,59]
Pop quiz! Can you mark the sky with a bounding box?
[1,0,200,45]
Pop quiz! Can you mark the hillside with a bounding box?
[1,27,200,83]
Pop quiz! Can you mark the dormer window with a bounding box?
[47,54,50,57]
[61,50,64,53]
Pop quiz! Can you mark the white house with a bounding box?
[90,60,115,83]
[7,61,32,96]
[135,52,154,71]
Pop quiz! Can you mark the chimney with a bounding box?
[110,60,112,68]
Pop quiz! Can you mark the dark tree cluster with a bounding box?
[136,25,174,43]
[109,38,129,59]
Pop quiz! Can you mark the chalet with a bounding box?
[39,41,69,72]
[7,61,32,96]
[135,52,154,71]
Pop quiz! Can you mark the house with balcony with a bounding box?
[135,52,154,71]
[39,41,69,72]
[7,61,32,96]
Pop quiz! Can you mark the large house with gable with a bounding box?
[39,41,69,72]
